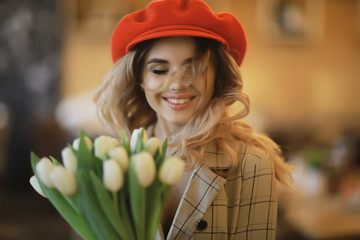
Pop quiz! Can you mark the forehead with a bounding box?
[146,37,196,61]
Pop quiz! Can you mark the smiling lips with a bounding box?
[163,96,195,110]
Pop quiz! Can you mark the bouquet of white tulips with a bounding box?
[30,128,184,240]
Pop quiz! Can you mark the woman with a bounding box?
[95,0,292,239]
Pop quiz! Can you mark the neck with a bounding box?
[154,117,183,141]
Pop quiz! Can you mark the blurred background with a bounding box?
[0,0,359,239]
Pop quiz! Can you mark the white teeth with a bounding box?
[166,98,191,104]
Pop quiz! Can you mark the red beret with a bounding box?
[111,0,247,66]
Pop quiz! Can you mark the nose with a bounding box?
[169,77,190,91]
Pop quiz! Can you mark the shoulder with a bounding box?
[238,144,272,170]
[238,143,274,178]
[229,143,277,202]
[202,141,274,177]
[224,143,277,206]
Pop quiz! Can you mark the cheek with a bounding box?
[143,86,162,112]
[142,74,164,91]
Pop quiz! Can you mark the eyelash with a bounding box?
[151,66,192,75]
[152,69,168,75]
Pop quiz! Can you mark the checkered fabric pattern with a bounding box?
[155,142,277,240]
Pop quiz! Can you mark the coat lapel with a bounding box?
[167,162,226,239]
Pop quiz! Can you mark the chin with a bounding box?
[166,117,190,126]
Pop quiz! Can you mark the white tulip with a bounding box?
[145,137,162,155]
[109,146,129,171]
[73,139,80,150]
[159,156,185,185]
[73,136,93,151]
[94,135,119,160]
[132,152,155,187]
[29,175,46,198]
[36,157,55,188]
[50,166,77,195]
[130,128,148,152]
[103,159,124,192]
[61,147,77,173]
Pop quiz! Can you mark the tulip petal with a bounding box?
[73,136,93,151]
[145,137,162,156]
[36,157,55,188]
[109,146,129,171]
[132,152,155,187]
[89,171,135,239]
[159,156,185,185]
[50,166,77,195]
[30,152,97,240]
[94,135,119,160]
[62,147,77,173]
[130,128,148,152]
[103,159,123,192]
[29,175,46,198]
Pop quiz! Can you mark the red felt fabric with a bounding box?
[111,0,247,66]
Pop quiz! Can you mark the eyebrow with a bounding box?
[147,58,168,64]
[147,57,193,65]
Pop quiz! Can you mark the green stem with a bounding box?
[64,195,80,215]
[129,160,145,239]
[119,186,136,240]
[113,192,119,214]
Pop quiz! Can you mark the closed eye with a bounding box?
[152,69,168,75]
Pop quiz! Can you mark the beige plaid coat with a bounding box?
[155,142,277,240]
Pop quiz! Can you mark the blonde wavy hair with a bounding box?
[94,37,292,188]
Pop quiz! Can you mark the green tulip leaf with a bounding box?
[128,159,145,239]
[49,156,62,166]
[30,152,96,240]
[89,171,135,240]
[145,178,162,240]
[77,170,121,240]
[121,131,131,154]
[118,173,136,238]
[30,129,176,240]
